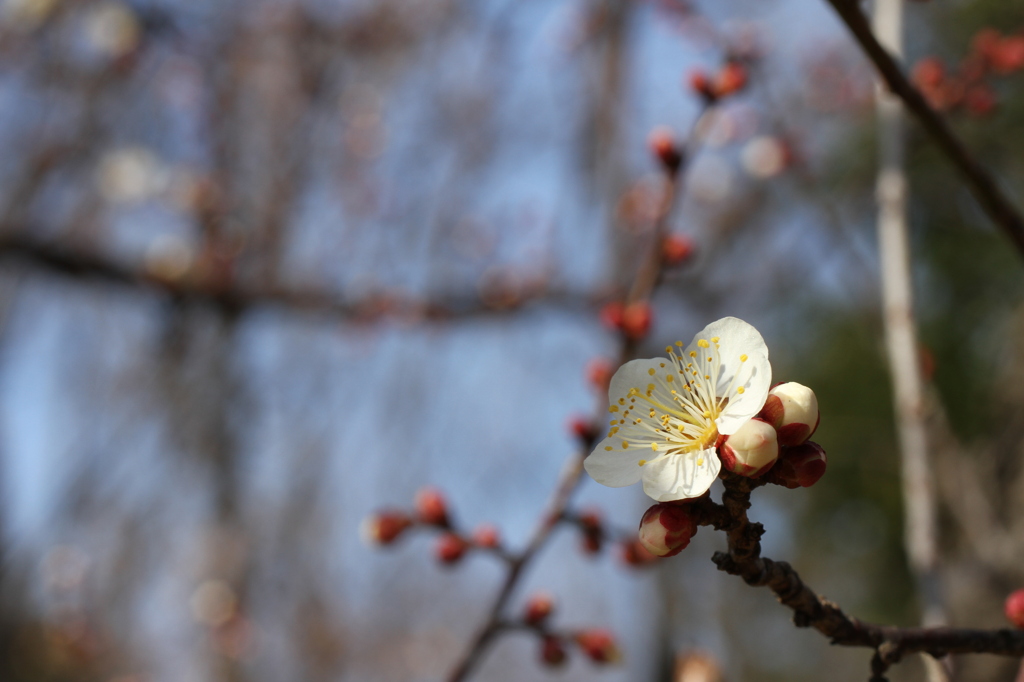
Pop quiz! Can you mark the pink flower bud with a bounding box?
[622,301,653,340]
[575,629,621,664]
[718,418,778,477]
[1005,589,1024,628]
[540,635,568,667]
[638,503,698,557]
[524,592,555,625]
[471,523,500,549]
[761,382,819,446]
[415,487,449,526]
[648,126,683,175]
[599,302,625,331]
[767,441,827,489]
[435,533,467,564]
[715,62,748,97]
[662,234,695,266]
[360,511,412,546]
[568,415,596,442]
[586,358,613,392]
[688,69,716,101]
[578,509,604,555]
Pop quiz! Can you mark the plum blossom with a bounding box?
[584,317,771,501]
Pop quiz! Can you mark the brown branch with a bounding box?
[0,233,594,322]
[696,475,1024,681]
[823,0,1024,261]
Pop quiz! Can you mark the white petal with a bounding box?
[640,449,720,501]
[699,317,769,361]
[584,436,644,487]
[717,350,771,434]
[607,358,671,405]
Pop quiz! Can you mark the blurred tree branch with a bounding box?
[825,0,1024,260]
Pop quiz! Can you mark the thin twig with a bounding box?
[690,476,1024,678]
[823,0,1024,260]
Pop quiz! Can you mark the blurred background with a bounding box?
[0,0,1023,681]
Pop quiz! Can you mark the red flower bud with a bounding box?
[361,511,412,546]
[599,302,625,331]
[568,415,596,442]
[715,62,748,97]
[435,533,467,565]
[1006,589,1024,628]
[718,418,778,478]
[578,509,604,555]
[662,234,695,266]
[622,301,653,340]
[540,635,568,667]
[992,36,1024,74]
[575,629,621,664]
[524,592,555,625]
[965,85,997,116]
[766,441,827,489]
[471,523,500,549]
[637,503,698,558]
[586,358,614,392]
[648,126,683,175]
[688,69,716,101]
[619,538,659,567]
[415,487,449,526]
[912,57,945,89]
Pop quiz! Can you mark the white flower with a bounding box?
[584,317,772,501]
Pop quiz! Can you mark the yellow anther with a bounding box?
[660,363,666,368]
[740,354,748,362]
[609,405,619,413]
[648,368,656,376]
[618,398,625,405]
[675,341,683,347]
[689,351,697,358]
[711,337,720,343]
[610,427,619,435]
[605,446,613,451]
[647,383,655,391]
[702,411,710,418]
[622,440,630,449]
[638,459,647,466]
[737,386,745,394]
[697,457,705,466]
[707,357,712,362]
[651,443,658,451]
[666,375,674,382]
[704,374,710,380]
[698,339,710,348]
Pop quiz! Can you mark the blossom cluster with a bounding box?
[583,317,827,557]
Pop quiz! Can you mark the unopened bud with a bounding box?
[718,418,778,477]
[620,538,659,567]
[1006,589,1024,628]
[622,301,653,340]
[471,523,500,549]
[599,302,624,331]
[415,487,449,526]
[360,511,412,546]
[575,629,621,664]
[648,126,683,175]
[638,503,698,557]
[767,441,827,489]
[540,635,568,667]
[524,592,555,625]
[436,533,468,564]
[662,234,695,266]
[578,510,604,555]
[715,62,748,97]
[688,69,716,101]
[568,415,596,442]
[760,382,819,446]
[586,358,614,392]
